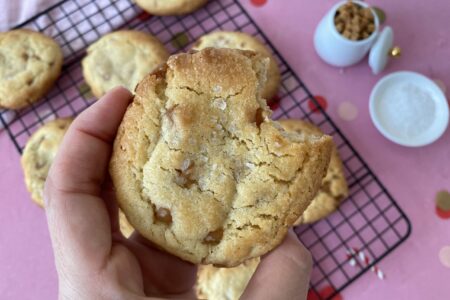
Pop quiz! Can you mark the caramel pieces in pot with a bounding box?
[335,1,376,41]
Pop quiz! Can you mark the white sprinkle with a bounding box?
[213,85,222,93]
[211,163,217,170]
[181,159,191,171]
[358,251,366,262]
[213,98,227,110]
[274,141,282,148]
[0,110,16,130]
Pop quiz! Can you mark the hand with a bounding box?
[45,87,313,299]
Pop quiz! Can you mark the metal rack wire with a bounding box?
[0,0,411,298]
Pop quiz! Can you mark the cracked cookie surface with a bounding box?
[21,118,72,207]
[192,31,280,102]
[82,30,169,98]
[110,48,332,266]
[280,120,349,224]
[196,257,260,300]
[0,29,63,109]
[135,0,208,15]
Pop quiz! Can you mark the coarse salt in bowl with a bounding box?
[370,71,449,147]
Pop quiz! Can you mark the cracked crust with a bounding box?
[135,0,208,15]
[196,258,260,300]
[110,48,332,266]
[82,30,169,98]
[192,31,280,102]
[279,120,349,224]
[21,118,73,207]
[0,29,63,110]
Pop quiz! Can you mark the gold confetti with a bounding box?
[436,190,450,211]
[390,46,402,57]
[78,82,94,100]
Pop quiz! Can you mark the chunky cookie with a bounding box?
[0,29,63,109]
[21,118,72,207]
[192,31,280,102]
[82,30,169,98]
[279,120,349,224]
[110,48,332,266]
[135,0,208,15]
[196,258,260,300]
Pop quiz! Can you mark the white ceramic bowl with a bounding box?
[369,71,449,147]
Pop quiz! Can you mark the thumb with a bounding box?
[241,231,312,300]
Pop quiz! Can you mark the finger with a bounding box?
[120,233,197,296]
[45,87,132,272]
[241,231,312,300]
[102,176,120,234]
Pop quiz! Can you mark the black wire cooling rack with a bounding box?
[0,0,411,298]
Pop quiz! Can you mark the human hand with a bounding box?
[45,87,312,299]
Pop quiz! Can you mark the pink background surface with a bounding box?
[1,0,450,299]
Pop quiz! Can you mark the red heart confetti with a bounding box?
[268,95,280,111]
[436,207,450,219]
[251,0,268,7]
[308,286,343,300]
[308,95,328,113]
[137,11,152,21]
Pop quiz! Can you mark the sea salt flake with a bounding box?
[213,98,227,110]
[213,85,222,93]
[181,159,191,171]
[245,162,256,169]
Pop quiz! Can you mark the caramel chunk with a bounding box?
[155,207,172,224]
[334,1,375,41]
[254,108,264,128]
[203,228,223,245]
[175,160,197,188]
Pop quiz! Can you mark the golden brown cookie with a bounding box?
[279,120,349,224]
[82,30,169,98]
[135,0,208,15]
[0,29,63,110]
[21,118,73,207]
[192,31,280,102]
[196,258,260,300]
[110,48,332,266]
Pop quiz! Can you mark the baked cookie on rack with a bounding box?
[21,117,137,238]
[135,0,208,15]
[110,48,332,267]
[279,120,349,224]
[0,29,63,110]
[192,31,280,102]
[21,118,72,207]
[82,30,169,98]
[196,258,260,300]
